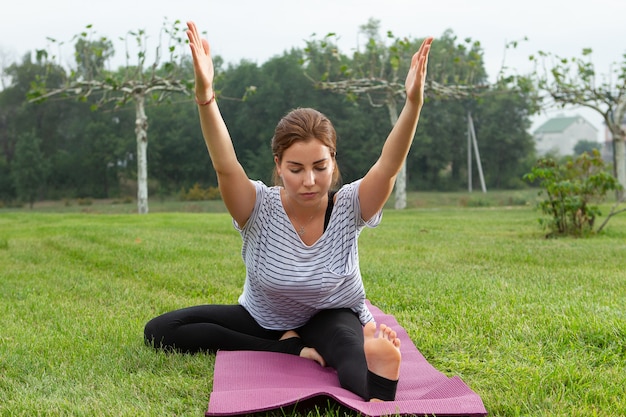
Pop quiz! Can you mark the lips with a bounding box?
[300,192,318,200]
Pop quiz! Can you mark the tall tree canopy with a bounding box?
[28,19,193,213]
[303,20,534,200]
[0,20,537,207]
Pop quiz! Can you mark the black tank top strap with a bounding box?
[323,190,337,231]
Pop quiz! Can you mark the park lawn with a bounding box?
[0,206,625,416]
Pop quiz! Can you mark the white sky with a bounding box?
[2,0,624,140]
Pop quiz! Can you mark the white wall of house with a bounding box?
[534,116,598,156]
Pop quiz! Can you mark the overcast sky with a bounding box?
[2,0,624,139]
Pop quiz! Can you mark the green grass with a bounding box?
[1,188,541,214]
[1,200,625,416]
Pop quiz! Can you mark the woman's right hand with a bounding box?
[186,21,214,102]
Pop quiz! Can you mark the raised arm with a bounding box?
[186,21,256,227]
[359,37,433,221]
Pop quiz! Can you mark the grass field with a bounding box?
[1,194,625,416]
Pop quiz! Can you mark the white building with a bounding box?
[533,114,598,156]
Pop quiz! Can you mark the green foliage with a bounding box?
[77,197,93,206]
[573,139,601,156]
[524,150,622,237]
[11,130,49,208]
[0,155,15,202]
[1,20,537,205]
[74,34,114,80]
[427,28,488,87]
[179,183,221,201]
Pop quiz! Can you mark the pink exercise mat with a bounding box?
[206,301,487,416]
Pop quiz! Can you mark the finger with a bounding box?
[186,32,199,60]
[186,30,195,51]
[201,38,211,56]
[415,37,429,58]
[186,21,205,53]
[418,38,433,62]
[417,41,432,75]
[187,21,200,44]
[422,38,433,62]
[409,49,417,65]
[411,37,432,70]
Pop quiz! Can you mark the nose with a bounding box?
[303,169,316,186]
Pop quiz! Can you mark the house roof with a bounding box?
[534,115,597,134]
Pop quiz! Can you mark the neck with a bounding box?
[283,191,326,236]
[288,196,322,217]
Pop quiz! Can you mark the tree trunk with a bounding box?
[614,135,625,201]
[385,99,405,209]
[612,100,626,201]
[134,94,149,214]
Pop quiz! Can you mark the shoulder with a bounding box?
[335,179,362,200]
[235,181,281,231]
[249,181,282,202]
[336,179,382,227]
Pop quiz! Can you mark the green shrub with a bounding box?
[504,194,528,206]
[465,197,492,207]
[523,150,623,237]
[77,198,93,206]
[179,183,221,201]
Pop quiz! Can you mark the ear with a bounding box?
[274,155,282,177]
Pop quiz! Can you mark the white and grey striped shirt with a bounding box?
[234,179,381,330]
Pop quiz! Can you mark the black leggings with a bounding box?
[144,306,396,400]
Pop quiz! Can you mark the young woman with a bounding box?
[144,20,432,402]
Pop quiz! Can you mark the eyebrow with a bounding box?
[285,158,328,166]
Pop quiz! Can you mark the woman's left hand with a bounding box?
[405,37,433,106]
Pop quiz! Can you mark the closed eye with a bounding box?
[289,166,326,173]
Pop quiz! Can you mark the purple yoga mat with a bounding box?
[206,301,487,416]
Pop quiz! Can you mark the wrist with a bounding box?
[195,90,216,106]
[404,97,423,110]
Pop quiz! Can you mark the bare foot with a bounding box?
[280,330,299,340]
[280,330,326,367]
[363,321,401,382]
[300,347,326,367]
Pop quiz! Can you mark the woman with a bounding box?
[144,20,432,402]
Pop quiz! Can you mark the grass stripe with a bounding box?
[1,206,625,416]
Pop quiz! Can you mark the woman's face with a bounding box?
[275,138,335,206]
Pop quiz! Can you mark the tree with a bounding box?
[148,97,214,193]
[304,21,487,208]
[12,130,48,208]
[29,19,193,213]
[0,47,15,90]
[574,139,601,156]
[1,53,66,201]
[470,84,537,189]
[527,48,626,200]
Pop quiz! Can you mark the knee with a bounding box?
[143,316,167,350]
[323,324,365,364]
[330,324,362,347]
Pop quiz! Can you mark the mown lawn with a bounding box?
[1,203,624,416]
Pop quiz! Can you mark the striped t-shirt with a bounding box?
[234,179,381,330]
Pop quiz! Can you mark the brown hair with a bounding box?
[271,108,341,187]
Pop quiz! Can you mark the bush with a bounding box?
[77,198,93,206]
[179,183,221,201]
[523,150,623,237]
